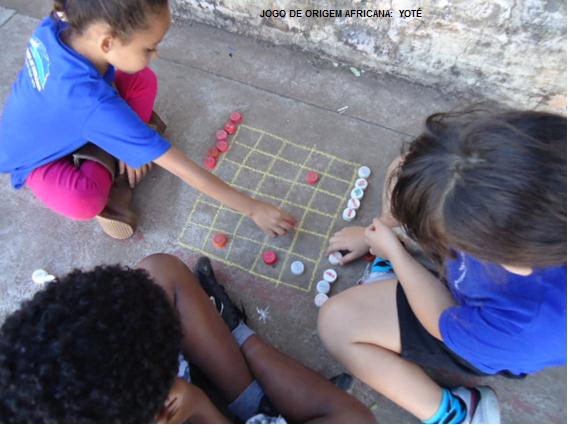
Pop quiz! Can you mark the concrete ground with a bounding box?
[0,2,565,423]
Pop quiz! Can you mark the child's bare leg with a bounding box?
[137,254,253,403]
[318,279,443,421]
[241,335,374,423]
[381,156,404,227]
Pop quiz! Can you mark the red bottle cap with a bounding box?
[263,250,278,265]
[224,122,237,135]
[213,233,228,248]
[230,111,243,124]
[216,140,229,152]
[216,130,228,141]
[208,147,220,158]
[204,156,217,170]
[306,171,320,185]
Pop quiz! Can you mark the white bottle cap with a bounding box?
[347,198,361,210]
[328,251,343,265]
[314,293,329,307]
[290,260,305,275]
[358,166,371,179]
[342,208,356,222]
[323,268,338,283]
[351,188,364,200]
[316,280,331,294]
[355,178,368,190]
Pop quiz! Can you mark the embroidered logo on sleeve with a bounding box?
[25,37,50,91]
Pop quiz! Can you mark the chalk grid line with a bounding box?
[177,124,360,292]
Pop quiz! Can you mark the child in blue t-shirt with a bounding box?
[0,0,296,239]
[319,110,567,423]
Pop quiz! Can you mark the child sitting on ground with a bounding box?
[0,253,374,423]
[318,110,567,423]
[0,0,295,239]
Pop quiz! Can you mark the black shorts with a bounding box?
[396,282,488,376]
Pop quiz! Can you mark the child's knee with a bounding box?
[137,67,158,94]
[317,296,350,349]
[53,189,108,220]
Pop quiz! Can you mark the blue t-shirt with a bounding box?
[440,252,567,375]
[0,16,171,189]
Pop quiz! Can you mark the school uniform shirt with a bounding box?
[440,251,567,375]
[0,15,171,189]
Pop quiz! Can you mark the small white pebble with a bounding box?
[32,269,55,285]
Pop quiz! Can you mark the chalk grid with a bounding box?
[177,124,360,292]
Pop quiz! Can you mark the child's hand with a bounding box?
[326,226,369,264]
[156,378,195,424]
[119,160,153,188]
[250,200,296,237]
[363,218,402,260]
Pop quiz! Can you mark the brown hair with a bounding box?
[390,110,566,269]
[53,0,169,39]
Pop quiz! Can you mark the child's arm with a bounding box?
[157,377,230,424]
[364,218,456,340]
[154,146,296,236]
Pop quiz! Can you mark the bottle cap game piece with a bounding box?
[316,280,331,294]
[263,251,278,265]
[216,130,228,141]
[230,111,243,124]
[347,198,360,210]
[306,171,320,185]
[208,147,220,158]
[291,260,305,275]
[355,178,368,190]
[358,166,371,179]
[224,121,237,135]
[204,156,217,170]
[216,140,229,152]
[314,293,329,307]
[342,208,356,222]
[323,268,338,283]
[351,188,364,200]
[328,251,343,265]
[213,233,228,248]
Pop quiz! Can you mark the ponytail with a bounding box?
[52,0,67,21]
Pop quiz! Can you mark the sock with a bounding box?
[424,388,467,424]
[232,321,255,347]
[228,380,265,421]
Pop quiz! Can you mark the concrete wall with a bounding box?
[170,0,567,113]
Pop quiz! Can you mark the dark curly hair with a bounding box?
[0,266,182,423]
[390,109,566,269]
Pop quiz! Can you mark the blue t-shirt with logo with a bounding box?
[0,16,171,189]
[440,252,567,375]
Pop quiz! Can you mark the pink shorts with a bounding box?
[26,68,158,220]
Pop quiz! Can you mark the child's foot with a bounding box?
[149,111,167,135]
[358,257,396,284]
[451,386,500,424]
[96,174,137,239]
[195,257,246,331]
